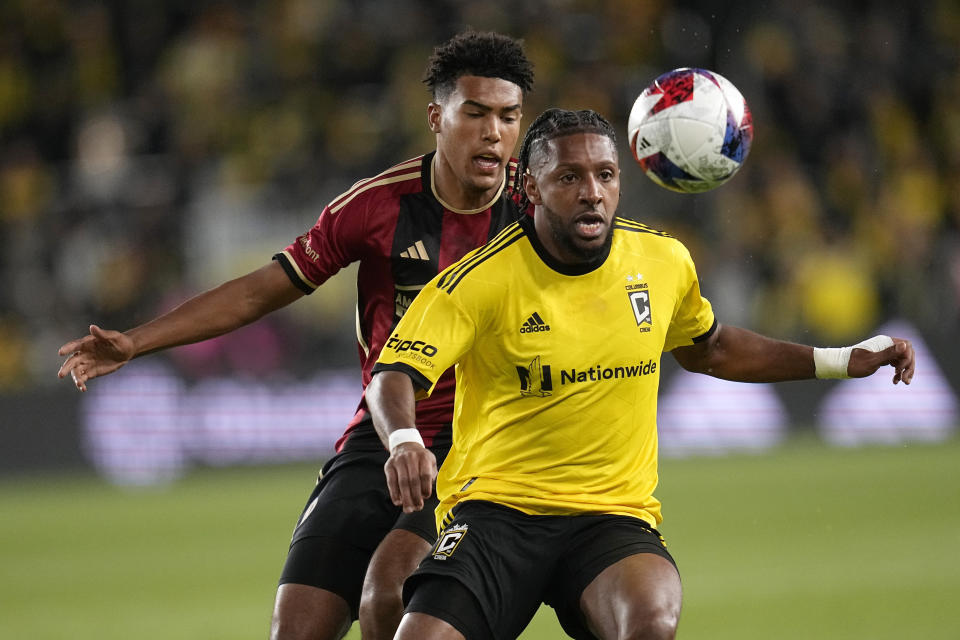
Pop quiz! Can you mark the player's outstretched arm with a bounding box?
[671,324,915,385]
[367,370,437,514]
[57,261,304,391]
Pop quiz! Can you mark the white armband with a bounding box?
[388,428,424,451]
[813,335,894,379]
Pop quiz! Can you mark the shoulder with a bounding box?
[614,217,693,260]
[326,155,426,217]
[434,220,527,296]
[613,217,673,239]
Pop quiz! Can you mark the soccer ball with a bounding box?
[628,68,753,193]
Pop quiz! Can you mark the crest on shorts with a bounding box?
[432,523,468,560]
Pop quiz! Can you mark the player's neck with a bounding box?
[431,155,505,213]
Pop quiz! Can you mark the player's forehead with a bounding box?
[540,133,618,169]
[444,75,523,110]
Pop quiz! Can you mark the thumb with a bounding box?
[89,324,108,339]
[879,340,905,362]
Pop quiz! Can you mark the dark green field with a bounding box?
[2,435,957,639]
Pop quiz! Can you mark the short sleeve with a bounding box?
[663,242,717,352]
[373,272,477,399]
[275,199,368,294]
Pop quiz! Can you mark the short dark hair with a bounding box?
[423,30,535,102]
[514,108,618,211]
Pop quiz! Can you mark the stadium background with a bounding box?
[1,0,958,638]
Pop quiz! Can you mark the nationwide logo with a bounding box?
[517,354,658,396]
[400,240,430,261]
[559,360,657,384]
[520,312,550,334]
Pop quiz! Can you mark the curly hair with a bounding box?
[423,30,535,101]
[513,108,618,212]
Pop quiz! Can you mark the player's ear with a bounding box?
[524,172,542,205]
[427,102,442,133]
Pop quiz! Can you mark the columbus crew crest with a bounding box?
[432,523,468,560]
[625,273,652,332]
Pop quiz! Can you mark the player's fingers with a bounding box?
[58,352,90,390]
[419,469,433,503]
[65,356,91,391]
[884,340,903,383]
[71,369,87,392]
[57,353,78,378]
[89,324,111,340]
[407,459,426,512]
[392,458,420,512]
[58,342,77,357]
[57,334,93,357]
[895,340,915,385]
[890,342,904,384]
[384,460,403,506]
[419,455,437,502]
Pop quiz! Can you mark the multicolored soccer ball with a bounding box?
[628,68,753,193]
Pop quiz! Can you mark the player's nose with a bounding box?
[580,175,603,204]
[482,115,501,143]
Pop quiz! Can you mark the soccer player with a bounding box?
[56,31,534,640]
[366,108,916,640]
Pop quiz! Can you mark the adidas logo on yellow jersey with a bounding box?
[519,312,550,334]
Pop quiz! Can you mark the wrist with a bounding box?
[813,346,853,379]
[813,335,894,379]
[388,428,424,451]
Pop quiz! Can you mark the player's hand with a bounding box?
[57,325,135,392]
[848,337,915,385]
[384,442,437,513]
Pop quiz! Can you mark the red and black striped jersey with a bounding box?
[274,151,522,452]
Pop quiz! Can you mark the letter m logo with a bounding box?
[517,356,553,397]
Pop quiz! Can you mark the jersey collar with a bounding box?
[518,214,611,276]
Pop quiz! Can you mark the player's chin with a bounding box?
[571,224,613,257]
[465,170,503,191]
[568,235,607,260]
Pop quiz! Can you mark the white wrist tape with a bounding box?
[813,335,894,379]
[388,428,424,451]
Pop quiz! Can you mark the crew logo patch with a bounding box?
[625,276,652,331]
[432,523,468,560]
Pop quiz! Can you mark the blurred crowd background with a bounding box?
[2,0,958,475]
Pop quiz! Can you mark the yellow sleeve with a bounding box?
[374,273,477,399]
[663,242,716,352]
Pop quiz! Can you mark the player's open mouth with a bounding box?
[473,154,501,173]
[574,213,606,239]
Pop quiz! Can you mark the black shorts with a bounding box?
[278,445,448,619]
[403,500,676,640]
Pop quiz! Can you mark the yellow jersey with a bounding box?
[374,215,716,528]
